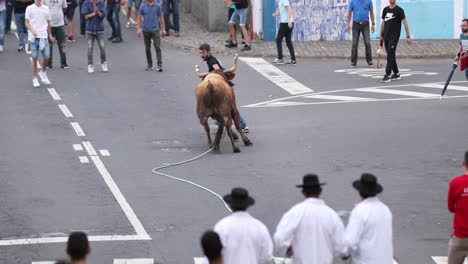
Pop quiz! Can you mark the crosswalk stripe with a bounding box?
[432,256,468,264]
[240,57,313,95]
[414,83,468,92]
[355,88,439,98]
[193,257,206,264]
[305,94,374,101]
[31,262,55,264]
[113,259,154,264]
[195,257,399,263]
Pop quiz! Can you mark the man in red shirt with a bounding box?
[448,150,468,264]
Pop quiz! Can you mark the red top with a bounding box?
[448,174,468,238]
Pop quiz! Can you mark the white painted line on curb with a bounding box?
[32,262,55,264]
[432,256,468,264]
[100,149,111,156]
[82,141,98,156]
[79,156,90,163]
[240,57,313,95]
[73,144,84,151]
[70,122,85,137]
[0,235,150,246]
[48,88,62,101]
[355,88,439,98]
[414,83,468,92]
[305,94,373,101]
[114,258,154,264]
[90,155,150,238]
[58,104,73,118]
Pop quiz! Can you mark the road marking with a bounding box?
[58,104,73,118]
[30,57,42,70]
[82,141,98,156]
[114,259,154,264]
[355,88,439,98]
[414,83,468,92]
[240,57,313,95]
[32,262,55,264]
[73,144,84,151]
[79,156,90,163]
[100,149,111,156]
[90,155,150,238]
[0,234,150,246]
[70,122,86,137]
[334,68,438,78]
[48,88,62,101]
[432,256,468,264]
[305,94,373,101]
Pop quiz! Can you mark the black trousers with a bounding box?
[276,22,295,60]
[384,37,399,76]
[143,31,162,66]
[49,26,67,65]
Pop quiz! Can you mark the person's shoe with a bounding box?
[240,45,251,51]
[88,64,94,73]
[350,63,356,68]
[174,32,180,37]
[145,65,153,71]
[32,77,40,88]
[287,60,297,65]
[126,21,132,28]
[368,62,374,68]
[381,75,391,83]
[225,42,238,48]
[390,73,401,81]
[108,34,116,41]
[0,45,3,52]
[156,64,162,72]
[112,36,122,43]
[242,127,250,133]
[79,34,85,37]
[67,36,76,43]
[132,21,137,27]
[38,71,51,85]
[18,46,25,52]
[61,63,69,69]
[101,62,109,72]
[47,62,52,69]
[273,58,284,65]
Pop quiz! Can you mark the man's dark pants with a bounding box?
[106,2,122,38]
[143,31,162,67]
[351,21,372,65]
[49,26,67,66]
[384,37,399,76]
[276,22,295,61]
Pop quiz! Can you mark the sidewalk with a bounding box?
[163,9,459,59]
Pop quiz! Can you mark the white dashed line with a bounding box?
[355,88,440,98]
[414,83,468,92]
[58,104,73,118]
[73,144,84,151]
[114,259,154,264]
[47,88,62,101]
[70,122,86,137]
[82,141,98,156]
[100,149,111,156]
[79,156,90,163]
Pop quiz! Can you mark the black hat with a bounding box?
[223,188,255,209]
[296,174,326,193]
[353,173,383,196]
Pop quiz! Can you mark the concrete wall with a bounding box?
[181,0,228,32]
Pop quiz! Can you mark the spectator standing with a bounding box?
[106,0,122,42]
[82,0,108,73]
[14,0,33,52]
[137,0,165,72]
[0,0,5,52]
[274,174,346,264]
[65,0,78,42]
[25,0,55,87]
[162,0,179,36]
[346,0,375,67]
[214,187,273,264]
[66,232,91,264]
[454,19,468,80]
[200,230,224,264]
[343,173,393,264]
[225,0,251,51]
[125,0,140,28]
[5,0,13,33]
[44,0,68,69]
[380,0,411,83]
[272,0,295,65]
[447,151,468,264]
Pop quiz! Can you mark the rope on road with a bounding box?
[151,131,232,213]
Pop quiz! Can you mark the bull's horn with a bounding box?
[223,53,239,74]
[195,64,209,78]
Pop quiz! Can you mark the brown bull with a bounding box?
[195,55,252,153]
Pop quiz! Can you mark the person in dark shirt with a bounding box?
[198,43,249,133]
[201,230,223,264]
[14,0,33,51]
[65,232,90,264]
[379,0,411,83]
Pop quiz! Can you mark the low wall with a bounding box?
[180,0,228,32]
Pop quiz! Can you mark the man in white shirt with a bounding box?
[214,187,273,264]
[25,0,55,87]
[343,173,393,264]
[274,174,346,264]
[43,0,68,69]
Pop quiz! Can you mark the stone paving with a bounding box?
[163,8,459,59]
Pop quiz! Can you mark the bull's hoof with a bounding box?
[233,147,241,153]
[244,140,253,146]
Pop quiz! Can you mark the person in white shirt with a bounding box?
[25,0,55,87]
[274,174,346,264]
[343,173,393,264]
[214,187,273,264]
[43,0,68,69]
[200,230,223,264]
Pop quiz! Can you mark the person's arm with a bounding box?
[286,5,293,28]
[260,225,274,264]
[342,209,364,258]
[346,0,353,33]
[47,19,56,42]
[273,208,301,257]
[272,9,279,16]
[83,3,96,19]
[211,63,221,70]
[455,44,463,62]
[402,18,411,44]
[159,14,166,36]
[379,19,384,42]
[136,11,142,37]
[96,2,105,18]
[448,181,456,213]
[370,10,375,33]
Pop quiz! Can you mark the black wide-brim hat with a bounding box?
[353,173,383,196]
[223,187,255,209]
[296,174,326,191]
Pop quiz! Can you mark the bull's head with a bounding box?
[195,54,239,80]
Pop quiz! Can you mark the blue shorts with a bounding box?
[30,38,50,59]
[229,8,248,26]
[127,0,142,8]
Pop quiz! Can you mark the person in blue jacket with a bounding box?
[81,0,108,73]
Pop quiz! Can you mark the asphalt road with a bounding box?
[1,16,468,264]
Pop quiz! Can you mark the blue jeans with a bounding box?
[465,68,468,80]
[106,2,121,37]
[229,7,248,26]
[162,0,179,32]
[231,86,247,128]
[15,13,26,48]
[30,38,50,59]
[0,10,5,46]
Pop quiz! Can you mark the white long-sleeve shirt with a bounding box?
[273,198,346,264]
[214,211,273,264]
[344,197,393,264]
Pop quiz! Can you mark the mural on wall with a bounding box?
[285,0,350,41]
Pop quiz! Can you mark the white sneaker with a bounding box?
[32,77,40,87]
[88,64,94,73]
[38,71,51,85]
[0,45,3,52]
[101,62,108,72]
[126,21,132,28]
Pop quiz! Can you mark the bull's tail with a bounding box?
[203,80,216,108]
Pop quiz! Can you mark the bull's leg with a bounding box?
[224,118,240,153]
[231,108,253,146]
[200,116,213,148]
[213,118,224,152]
